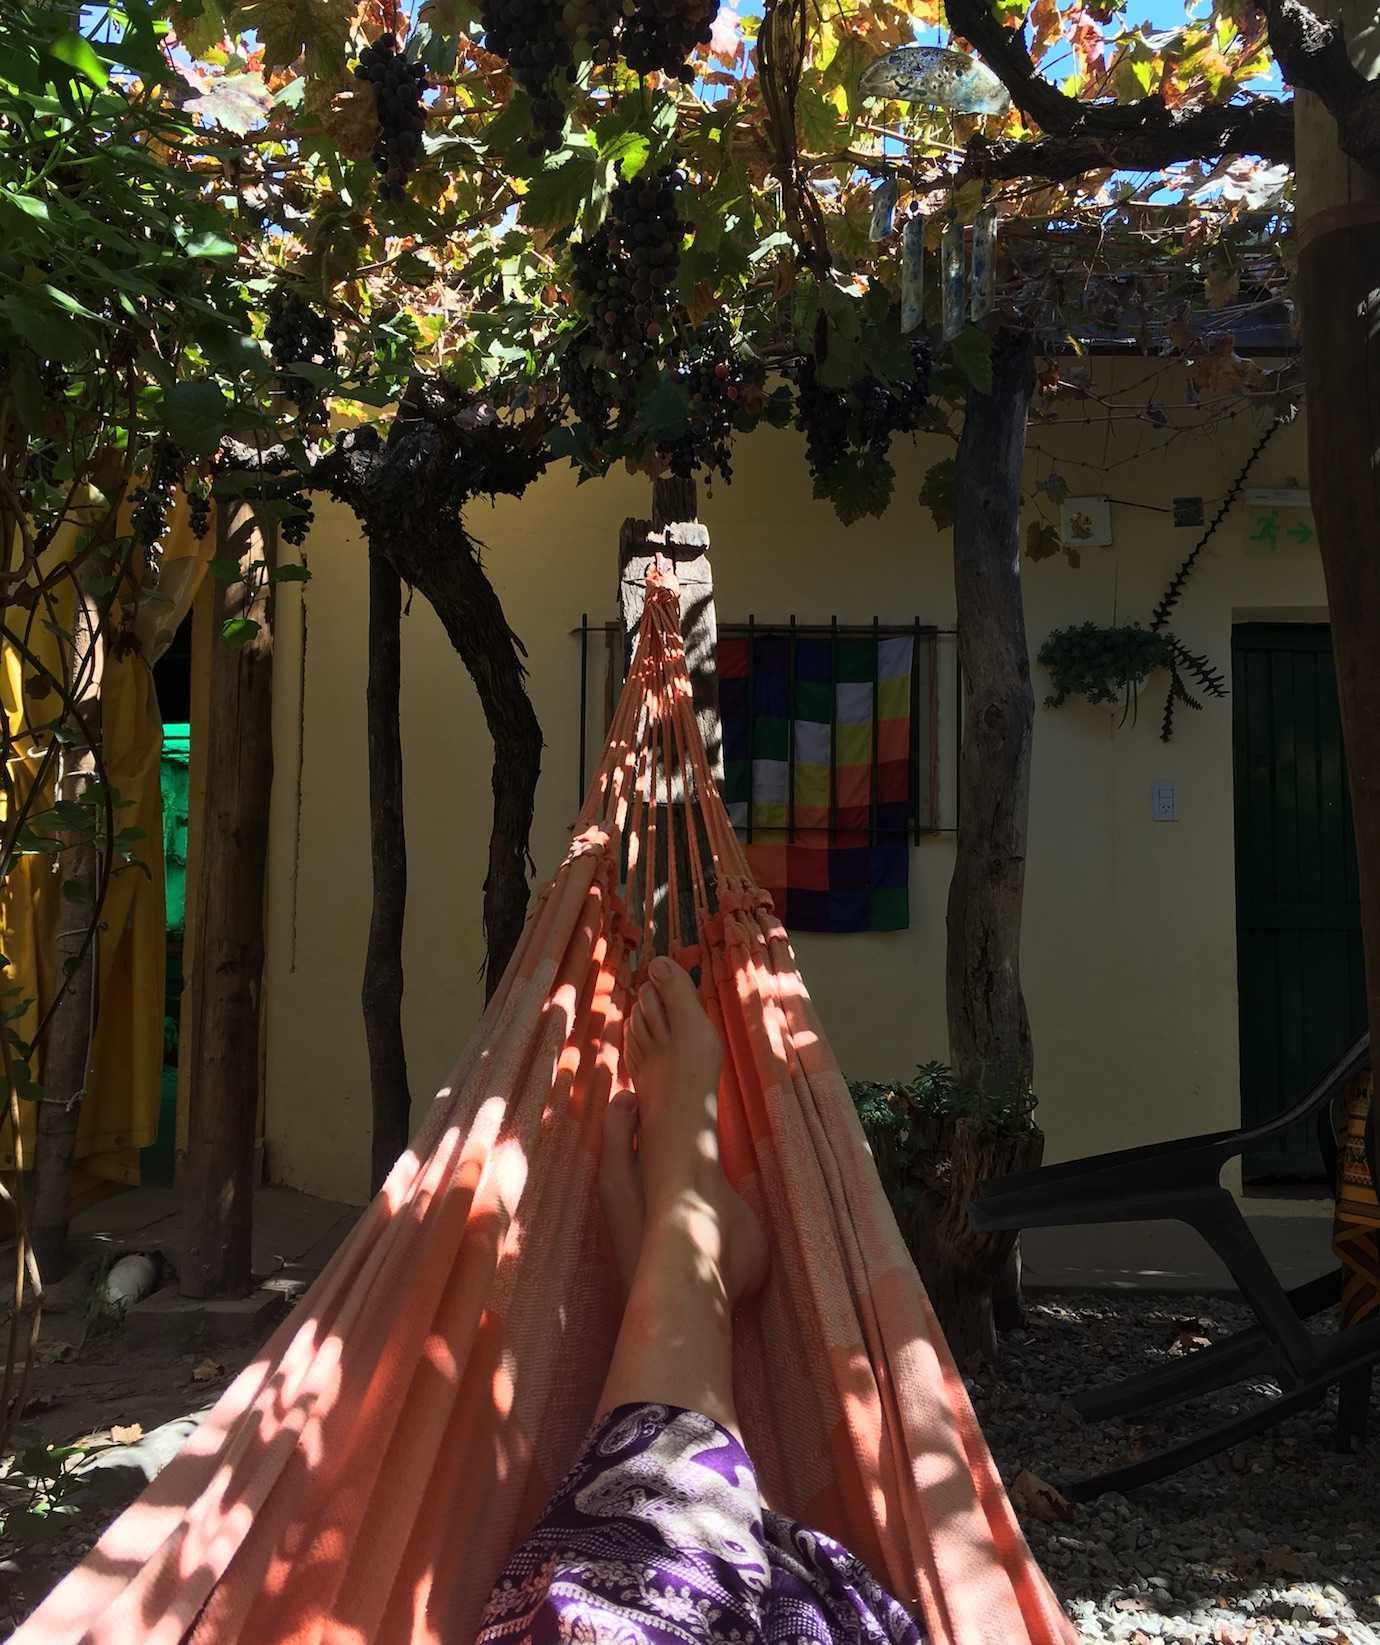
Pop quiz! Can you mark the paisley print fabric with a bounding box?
[479,1403,924,1645]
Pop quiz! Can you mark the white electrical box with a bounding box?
[1152,781,1177,821]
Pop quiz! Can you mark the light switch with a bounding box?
[1152,781,1177,821]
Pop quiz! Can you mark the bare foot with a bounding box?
[623,957,767,1306]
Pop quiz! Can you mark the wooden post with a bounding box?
[180,505,274,1300]
[30,578,103,1282]
[1296,3,1380,1156]
[618,476,723,785]
[618,477,723,950]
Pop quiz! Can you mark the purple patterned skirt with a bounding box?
[478,1402,924,1644]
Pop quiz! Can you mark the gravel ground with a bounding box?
[969,1292,1380,1645]
[4,1289,1376,1643]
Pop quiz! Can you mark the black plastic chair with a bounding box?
[970,1032,1379,1499]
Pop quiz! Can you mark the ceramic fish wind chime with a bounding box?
[872,185,999,340]
[860,41,1006,342]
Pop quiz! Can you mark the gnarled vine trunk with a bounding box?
[378,520,540,1000]
[363,551,411,1195]
[939,329,1041,1366]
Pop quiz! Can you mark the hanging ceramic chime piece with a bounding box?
[970,203,997,320]
[941,214,965,341]
[869,173,898,242]
[858,45,1011,115]
[901,213,926,334]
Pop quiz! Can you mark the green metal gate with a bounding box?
[1233,623,1366,1181]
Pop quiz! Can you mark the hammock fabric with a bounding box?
[15,569,1074,1645]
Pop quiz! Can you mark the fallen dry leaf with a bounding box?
[1009,1469,1075,1524]
[191,1358,225,1383]
[1168,1318,1213,1356]
[110,1423,143,1445]
[1264,1545,1305,1576]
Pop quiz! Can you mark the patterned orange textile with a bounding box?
[1332,1074,1379,1327]
[14,569,1074,1645]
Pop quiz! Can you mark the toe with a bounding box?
[651,956,705,1032]
[635,977,670,1045]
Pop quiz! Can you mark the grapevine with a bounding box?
[479,0,571,154]
[560,340,615,433]
[187,492,212,541]
[793,339,933,486]
[481,0,715,150]
[265,289,336,414]
[656,319,766,486]
[129,442,184,548]
[620,0,717,80]
[571,165,685,388]
[281,493,314,549]
[354,34,428,200]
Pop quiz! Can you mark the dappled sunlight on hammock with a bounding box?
[14,568,1073,1645]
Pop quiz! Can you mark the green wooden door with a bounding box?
[1233,624,1366,1181]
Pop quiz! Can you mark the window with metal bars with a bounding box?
[573,615,952,933]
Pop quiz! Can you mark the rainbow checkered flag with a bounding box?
[718,628,925,932]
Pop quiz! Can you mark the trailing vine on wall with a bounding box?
[1036,418,1282,740]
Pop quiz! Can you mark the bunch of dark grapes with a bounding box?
[620,0,717,79]
[480,0,570,154]
[560,341,615,433]
[265,289,336,412]
[572,166,684,386]
[130,442,184,548]
[657,320,765,485]
[281,492,314,549]
[354,34,428,199]
[794,339,933,482]
[793,359,852,480]
[561,0,622,69]
[187,492,212,540]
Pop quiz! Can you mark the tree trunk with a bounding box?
[941,329,1040,1359]
[381,525,540,1001]
[30,585,102,1282]
[947,331,1036,1098]
[363,551,411,1194]
[1295,3,1380,1144]
[180,506,274,1299]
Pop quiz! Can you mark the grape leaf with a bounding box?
[520,150,601,233]
[636,374,690,442]
[919,458,956,531]
[795,84,842,152]
[816,452,894,525]
[161,380,228,454]
[236,0,350,81]
[168,1,234,59]
[1025,520,1062,561]
[186,72,273,135]
[947,325,993,394]
[221,617,260,647]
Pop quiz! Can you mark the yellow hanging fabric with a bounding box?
[1,503,210,1197]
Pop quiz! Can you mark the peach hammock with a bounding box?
[15,569,1074,1645]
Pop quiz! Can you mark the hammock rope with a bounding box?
[14,567,1074,1645]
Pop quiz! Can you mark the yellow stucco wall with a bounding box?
[262,372,1324,1206]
